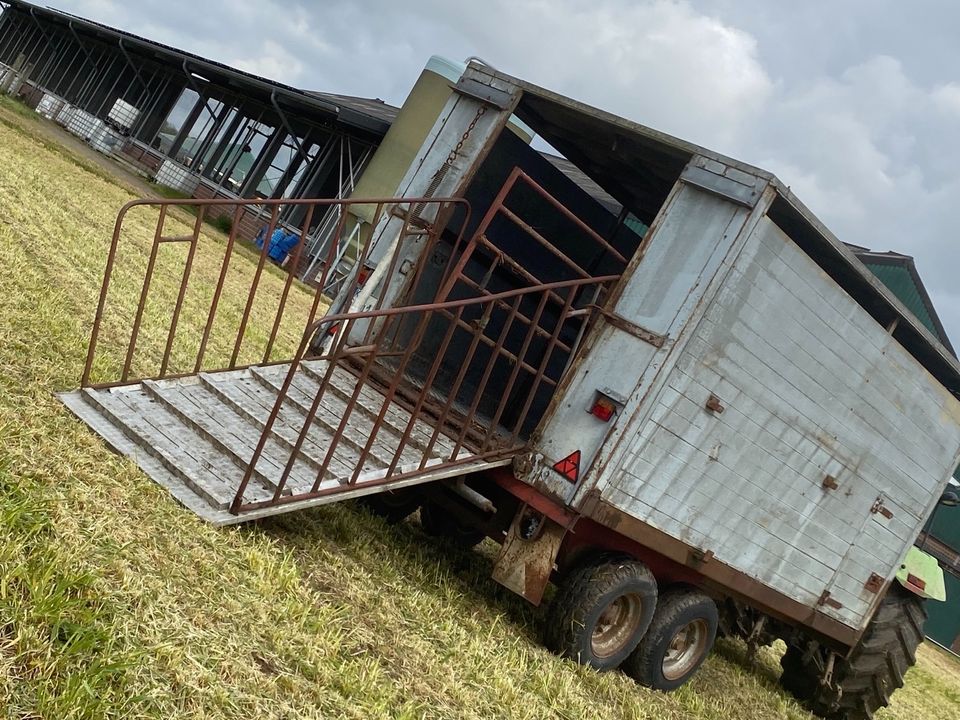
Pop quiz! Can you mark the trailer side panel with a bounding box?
[600,215,960,631]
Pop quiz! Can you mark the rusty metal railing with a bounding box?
[81,195,470,388]
[230,273,619,513]
[82,167,627,517]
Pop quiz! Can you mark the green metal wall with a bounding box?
[860,262,940,337]
[925,570,960,651]
[929,506,960,551]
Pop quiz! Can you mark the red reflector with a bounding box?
[552,450,581,483]
[591,397,616,422]
[906,573,926,591]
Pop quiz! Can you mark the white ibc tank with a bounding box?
[89,124,123,156]
[155,159,199,194]
[67,109,100,139]
[36,92,65,120]
[108,99,140,130]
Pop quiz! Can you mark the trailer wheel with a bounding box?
[778,584,927,720]
[623,588,718,691]
[355,489,421,524]
[544,555,657,670]
[419,500,485,548]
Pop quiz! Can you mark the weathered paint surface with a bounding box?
[526,168,759,504]
[596,215,960,631]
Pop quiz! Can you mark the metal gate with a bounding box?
[231,168,628,515]
[69,169,627,520]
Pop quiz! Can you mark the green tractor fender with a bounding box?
[895,546,946,601]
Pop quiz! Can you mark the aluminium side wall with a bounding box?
[598,215,960,633]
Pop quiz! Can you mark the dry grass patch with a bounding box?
[0,95,959,719]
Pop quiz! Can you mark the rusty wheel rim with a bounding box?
[662,618,709,681]
[591,594,644,659]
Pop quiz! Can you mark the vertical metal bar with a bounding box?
[449,296,523,458]
[263,202,316,362]
[434,167,522,301]
[482,290,550,449]
[509,284,579,444]
[121,205,168,382]
[132,74,171,141]
[385,304,465,477]
[82,203,135,386]
[159,207,205,377]
[230,318,323,513]
[230,204,279,368]
[96,54,126,115]
[308,314,396,493]
[276,315,358,500]
[358,203,412,346]
[195,204,244,373]
[420,301,496,467]
[303,203,352,337]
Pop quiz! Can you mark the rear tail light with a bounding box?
[590,397,616,422]
[906,573,926,591]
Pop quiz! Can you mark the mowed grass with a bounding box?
[1,95,959,719]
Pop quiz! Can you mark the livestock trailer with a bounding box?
[61,62,960,719]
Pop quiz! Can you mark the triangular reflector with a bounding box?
[552,450,581,483]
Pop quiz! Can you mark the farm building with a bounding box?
[1,0,958,656]
[0,0,394,285]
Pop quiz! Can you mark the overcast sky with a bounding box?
[48,0,960,344]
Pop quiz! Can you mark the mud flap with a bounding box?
[492,506,566,605]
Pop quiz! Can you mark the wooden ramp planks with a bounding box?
[59,362,508,525]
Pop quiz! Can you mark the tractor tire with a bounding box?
[544,555,658,670]
[355,489,421,524]
[623,588,718,691]
[419,500,486,548]
[779,584,927,720]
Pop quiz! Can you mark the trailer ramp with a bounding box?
[61,360,507,525]
[62,180,623,524]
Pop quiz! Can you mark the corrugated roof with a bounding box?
[852,250,955,356]
[306,92,400,125]
[5,0,393,136]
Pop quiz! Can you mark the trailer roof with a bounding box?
[472,64,960,397]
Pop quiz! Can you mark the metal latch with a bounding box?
[870,497,894,519]
[822,474,839,491]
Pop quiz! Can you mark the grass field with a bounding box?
[1,94,959,719]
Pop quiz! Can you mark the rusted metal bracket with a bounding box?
[705,394,725,414]
[688,548,714,567]
[817,590,843,610]
[594,307,667,348]
[864,573,884,594]
[492,509,567,605]
[822,474,839,491]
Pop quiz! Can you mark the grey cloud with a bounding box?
[49,0,960,344]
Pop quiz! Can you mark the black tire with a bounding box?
[623,588,718,691]
[419,500,485,548]
[355,489,421,524]
[544,555,658,670]
[779,584,927,720]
